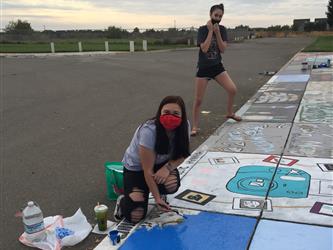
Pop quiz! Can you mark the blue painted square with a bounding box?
[120,212,257,250]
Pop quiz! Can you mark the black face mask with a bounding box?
[211,19,221,24]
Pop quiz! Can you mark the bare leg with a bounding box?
[128,188,146,223]
[214,72,241,121]
[192,77,209,135]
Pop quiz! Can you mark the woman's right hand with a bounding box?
[206,20,213,31]
[155,197,171,212]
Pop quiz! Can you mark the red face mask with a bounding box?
[159,114,182,130]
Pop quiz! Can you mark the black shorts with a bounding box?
[123,162,180,196]
[121,162,181,222]
[196,63,226,80]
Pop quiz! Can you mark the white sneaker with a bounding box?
[113,195,124,222]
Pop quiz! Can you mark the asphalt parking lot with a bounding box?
[1,36,314,249]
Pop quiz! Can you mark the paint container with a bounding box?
[109,230,121,245]
[301,62,308,71]
[318,63,328,68]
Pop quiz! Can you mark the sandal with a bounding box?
[190,128,200,136]
[226,114,242,122]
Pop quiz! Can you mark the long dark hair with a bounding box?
[154,96,190,160]
[210,3,224,14]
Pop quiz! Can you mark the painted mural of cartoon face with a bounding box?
[227,165,311,198]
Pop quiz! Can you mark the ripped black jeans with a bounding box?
[120,162,180,223]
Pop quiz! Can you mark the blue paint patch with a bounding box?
[227,166,310,198]
[120,212,257,250]
[250,220,333,250]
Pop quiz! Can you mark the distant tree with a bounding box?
[106,26,128,38]
[235,25,250,30]
[145,28,156,33]
[132,27,140,33]
[266,25,291,32]
[327,0,333,28]
[5,19,33,34]
[267,25,281,31]
[281,25,291,31]
[142,29,156,38]
[291,24,298,31]
[167,28,177,32]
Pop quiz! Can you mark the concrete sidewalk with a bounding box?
[95,52,333,250]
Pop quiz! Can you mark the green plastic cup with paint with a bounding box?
[94,203,108,231]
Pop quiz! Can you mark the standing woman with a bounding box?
[191,3,241,136]
[114,96,190,223]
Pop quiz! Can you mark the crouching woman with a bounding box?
[114,96,190,223]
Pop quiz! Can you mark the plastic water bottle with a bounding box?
[22,201,46,242]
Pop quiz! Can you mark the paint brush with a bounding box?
[158,203,187,219]
[170,209,188,219]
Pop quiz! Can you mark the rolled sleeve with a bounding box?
[138,125,155,150]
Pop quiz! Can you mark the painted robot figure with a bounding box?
[114,96,191,223]
[191,3,242,136]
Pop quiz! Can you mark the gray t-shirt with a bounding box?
[197,25,228,68]
[122,120,173,171]
[122,120,191,171]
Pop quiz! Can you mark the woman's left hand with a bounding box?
[153,166,170,184]
[213,24,220,34]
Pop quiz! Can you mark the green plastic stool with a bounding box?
[105,161,124,200]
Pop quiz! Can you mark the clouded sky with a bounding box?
[2,0,329,30]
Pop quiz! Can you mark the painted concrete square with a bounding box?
[285,123,333,158]
[282,64,310,72]
[168,152,279,216]
[209,122,291,154]
[120,211,257,250]
[305,81,333,93]
[262,82,307,92]
[279,64,311,74]
[262,156,333,226]
[250,220,333,250]
[302,91,333,104]
[241,104,298,123]
[254,91,302,104]
[294,103,333,123]
[268,74,310,83]
[310,72,333,81]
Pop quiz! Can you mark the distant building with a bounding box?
[314,18,329,30]
[293,19,310,32]
[293,18,329,31]
[314,18,327,23]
